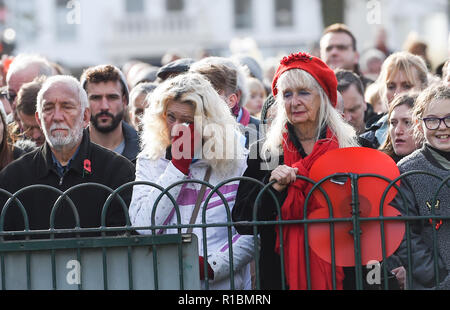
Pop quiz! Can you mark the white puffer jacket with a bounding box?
[129,155,254,290]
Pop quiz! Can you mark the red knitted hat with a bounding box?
[272,52,337,107]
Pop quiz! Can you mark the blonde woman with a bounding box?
[360,52,428,148]
[129,72,253,289]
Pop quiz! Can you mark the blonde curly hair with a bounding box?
[140,72,247,174]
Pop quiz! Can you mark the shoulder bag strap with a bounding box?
[187,166,212,234]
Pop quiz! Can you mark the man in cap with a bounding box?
[156,58,195,82]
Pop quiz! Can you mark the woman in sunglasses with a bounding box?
[390,83,450,289]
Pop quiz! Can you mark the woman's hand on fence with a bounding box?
[269,165,298,192]
[391,266,406,290]
[199,256,214,280]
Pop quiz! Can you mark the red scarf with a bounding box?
[232,105,251,127]
[275,127,344,290]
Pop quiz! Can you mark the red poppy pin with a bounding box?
[83,159,92,176]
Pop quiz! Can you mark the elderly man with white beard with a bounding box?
[0,75,135,239]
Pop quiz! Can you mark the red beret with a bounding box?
[271,52,337,107]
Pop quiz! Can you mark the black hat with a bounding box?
[235,55,263,82]
[157,58,195,81]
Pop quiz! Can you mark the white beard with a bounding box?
[42,116,84,151]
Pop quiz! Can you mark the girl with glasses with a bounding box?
[389,84,450,289]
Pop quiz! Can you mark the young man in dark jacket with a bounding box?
[0,75,135,238]
[80,64,140,163]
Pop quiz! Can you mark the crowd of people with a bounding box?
[0,22,448,290]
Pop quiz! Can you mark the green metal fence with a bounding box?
[0,171,448,290]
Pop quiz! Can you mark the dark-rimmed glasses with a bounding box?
[420,116,450,130]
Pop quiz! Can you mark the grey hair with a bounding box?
[36,75,89,117]
[6,54,54,83]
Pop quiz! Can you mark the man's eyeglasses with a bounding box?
[420,116,450,130]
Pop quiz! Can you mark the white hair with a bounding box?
[36,75,89,117]
[6,54,54,84]
[36,75,88,151]
[262,69,359,158]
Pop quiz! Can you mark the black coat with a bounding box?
[232,125,366,290]
[86,121,140,164]
[0,130,135,238]
[232,140,286,290]
[233,124,330,290]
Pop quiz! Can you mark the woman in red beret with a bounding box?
[259,52,359,290]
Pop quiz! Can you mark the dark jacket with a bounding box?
[359,114,387,149]
[389,145,450,289]
[364,103,383,129]
[86,121,140,164]
[121,121,140,163]
[12,146,26,160]
[232,124,312,290]
[232,140,286,290]
[0,130,136,238]
[233,125,368,290]
[238,115,260,150]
